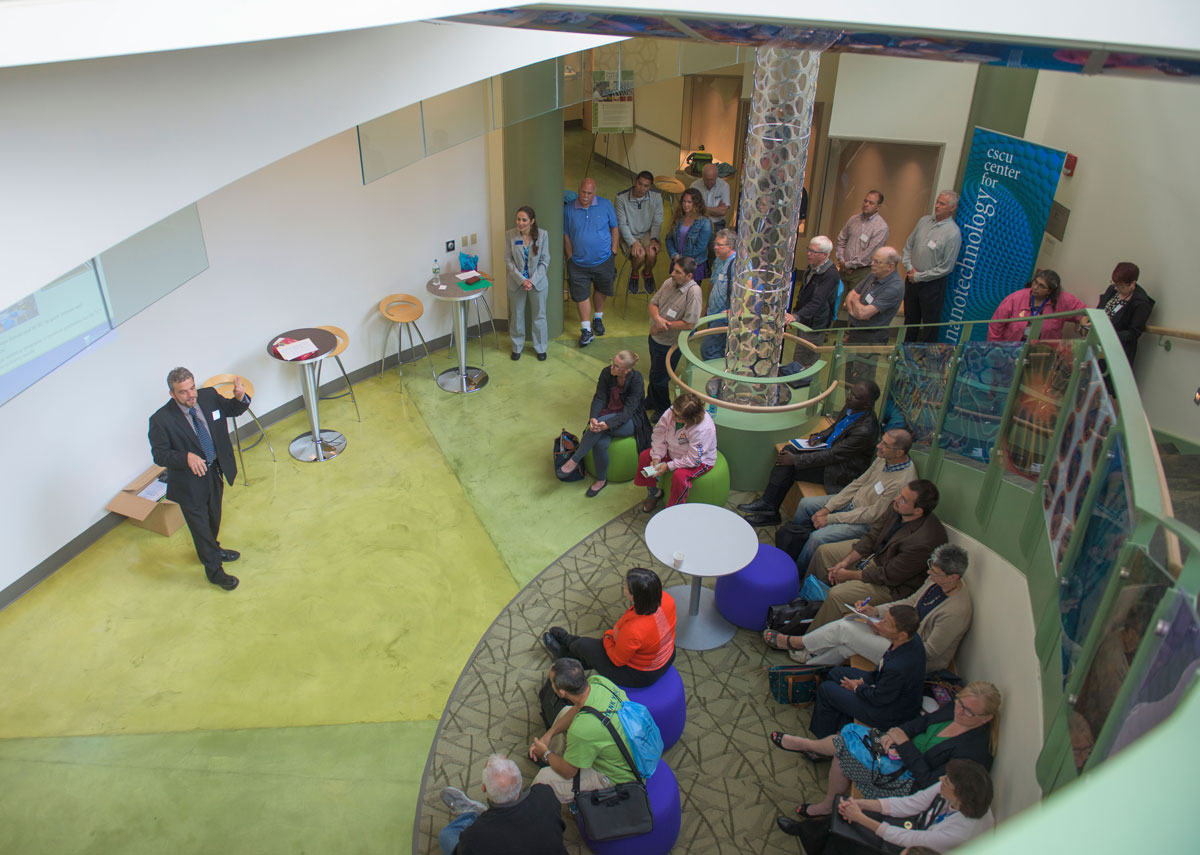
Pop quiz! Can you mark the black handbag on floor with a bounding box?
[766,597,822,635]
[572,706,653,840]
[554,429,584,481]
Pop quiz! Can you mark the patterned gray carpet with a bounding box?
[412,495,827,854]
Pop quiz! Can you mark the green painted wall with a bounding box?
[954,65,1039,189]
[502,110,565,339]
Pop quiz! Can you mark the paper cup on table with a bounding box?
[672,551,685,569]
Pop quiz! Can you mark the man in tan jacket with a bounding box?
[776,428,916,571]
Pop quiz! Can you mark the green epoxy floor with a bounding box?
[0,315,663,853]
[0,126,665,855]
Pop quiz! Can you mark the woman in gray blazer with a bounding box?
[505,206,551,360]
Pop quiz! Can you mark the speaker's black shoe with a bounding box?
[210,572,239,591]
[745,512,783,527]
[219,549,240,562]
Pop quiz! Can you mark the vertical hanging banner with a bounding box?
[943,128,1066,343]
[591,68,634,134]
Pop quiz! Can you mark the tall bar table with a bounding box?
[267,327,345,462]
[426,271,493,394]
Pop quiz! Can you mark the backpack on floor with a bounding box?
[554,429,584,481]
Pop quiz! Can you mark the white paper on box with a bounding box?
[137,480,168,502]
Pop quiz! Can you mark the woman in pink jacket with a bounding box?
[987,269,1087,342]
[635,391,718,513]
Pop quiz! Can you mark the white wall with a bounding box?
[947,528,1043,821]
[0,130,492,591]
[829,54,978,198]
[0,22,615,308]
[1026,71,1200,443]
[0,23,620,591]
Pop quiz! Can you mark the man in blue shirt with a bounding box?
[699,228,737,361]
[564,178,619,347]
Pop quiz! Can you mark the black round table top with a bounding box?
[266,327,338,363]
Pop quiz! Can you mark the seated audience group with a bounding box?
[444,182,1152,855]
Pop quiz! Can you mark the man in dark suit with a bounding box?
[737,380,881,526]
[807,605,926,738]
[148,367,250,590]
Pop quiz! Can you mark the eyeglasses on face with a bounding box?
[956,697,986,718]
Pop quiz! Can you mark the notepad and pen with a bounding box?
[787,437,829,451]
[842,600,882,623]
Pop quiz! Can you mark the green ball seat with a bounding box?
[584,433,639,483]
[658,449,730,507]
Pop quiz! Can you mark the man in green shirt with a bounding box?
[529,658,638,804]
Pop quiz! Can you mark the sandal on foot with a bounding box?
[769,731,805,754]
[762,629,802,651]
[796,803,831,819]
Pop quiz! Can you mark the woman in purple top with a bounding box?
[665,188,712,282]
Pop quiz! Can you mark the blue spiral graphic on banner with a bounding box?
[943,129,1066,343]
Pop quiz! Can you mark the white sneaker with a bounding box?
[788,647,811,664]
[442,786,487,816]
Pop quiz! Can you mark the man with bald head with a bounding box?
[844,246,905,384]
[564,178,619,347]
[691,163,731,271]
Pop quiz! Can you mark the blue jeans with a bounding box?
[438,811,480,855]
[700,331,726,361]
[570,414,636,479]
[792,495,871,573]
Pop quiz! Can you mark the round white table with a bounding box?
[426,271,492,394]
[644,503,759,650]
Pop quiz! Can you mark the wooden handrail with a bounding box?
[1147,325,1200,343]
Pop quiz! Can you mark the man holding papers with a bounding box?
[148,367,250,591]
[764,543,973,673]
[737,381,881,526]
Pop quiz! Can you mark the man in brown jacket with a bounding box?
[804,479,947,631]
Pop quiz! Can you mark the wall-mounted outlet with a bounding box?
[445,239,455,252]
[461,235,469,248]
[470,233,477,245]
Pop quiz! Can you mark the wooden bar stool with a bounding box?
[201,374,277,486]
[378,293,435,380]
[315,324,361,422]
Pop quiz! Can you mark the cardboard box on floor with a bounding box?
[106,465,184,536]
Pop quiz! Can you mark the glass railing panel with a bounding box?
[420,80,494,157]
[357,104,426,184]
[1059,433,1135,682]
[1068,548,1171,770]
[1091,589,1200,765]
[999,340,1077,485]
[938,341,1023,469]
[493,59,559,129]
[1044,350,1121,572]
[557,52,589,108]
[889,342,954,449]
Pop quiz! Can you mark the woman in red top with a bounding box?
[542,567,677,688]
